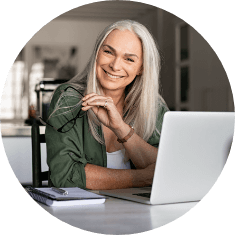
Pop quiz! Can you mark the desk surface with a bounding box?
[39,194,198,234]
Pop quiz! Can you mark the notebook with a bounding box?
[100,112,234,205]
[26,186,106,206]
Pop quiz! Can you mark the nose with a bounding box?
[109,57,122,71]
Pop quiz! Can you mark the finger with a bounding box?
[85,99,113,109]
[81,105,99,114]
[82,92,98,101]
[83,96,112,106]
[81,105,95,111]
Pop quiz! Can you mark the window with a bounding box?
[0,45,78,123]
[1,49,28,122]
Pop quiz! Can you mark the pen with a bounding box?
[51,187,69,195]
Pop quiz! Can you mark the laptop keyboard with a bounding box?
[133,193,151,198]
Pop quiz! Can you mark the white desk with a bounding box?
[39,195,198,234]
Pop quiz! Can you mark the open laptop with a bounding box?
[100,112,234,205]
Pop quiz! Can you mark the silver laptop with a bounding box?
[100,112,234,205]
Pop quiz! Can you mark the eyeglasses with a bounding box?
[39,86,86,133]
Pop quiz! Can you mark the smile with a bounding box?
[103,69,123,79]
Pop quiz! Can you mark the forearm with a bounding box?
[84,163,152,190]
[113,123,158,169]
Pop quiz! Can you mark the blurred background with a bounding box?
[0,0,234,185]
[1,0,234,125]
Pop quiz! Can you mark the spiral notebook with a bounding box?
[26,186,106,207]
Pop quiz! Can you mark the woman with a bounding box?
[45,20,169,190]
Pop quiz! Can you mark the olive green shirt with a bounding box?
[45,84,168,189]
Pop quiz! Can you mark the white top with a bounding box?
[106,149,131,169]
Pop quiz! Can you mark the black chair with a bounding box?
[31,123,52,187]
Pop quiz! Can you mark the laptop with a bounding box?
[100,112,234,205]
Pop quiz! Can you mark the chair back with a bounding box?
[31,123,52,187]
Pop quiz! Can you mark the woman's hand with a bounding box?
[81,93,125,131]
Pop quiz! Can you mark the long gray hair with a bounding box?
[57,20,163,144]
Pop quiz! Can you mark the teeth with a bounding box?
[106,71,122,79]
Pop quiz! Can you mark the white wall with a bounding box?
[2,137,47,184]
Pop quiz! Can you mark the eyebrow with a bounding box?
[102,44,139,59]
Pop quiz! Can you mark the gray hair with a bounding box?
[53,20,164,144]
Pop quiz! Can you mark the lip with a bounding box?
[103,69,124,78]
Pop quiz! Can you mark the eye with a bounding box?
[104,50,112,55]
[126,58,134,62]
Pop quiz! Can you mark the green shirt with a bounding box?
[45,84,168,189]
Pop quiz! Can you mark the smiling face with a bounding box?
[96,29,143,94]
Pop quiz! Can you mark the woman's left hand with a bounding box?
[81,93,125,131]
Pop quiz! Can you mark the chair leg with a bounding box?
[32,124,42,188]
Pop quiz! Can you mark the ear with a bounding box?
[137,65,143,76]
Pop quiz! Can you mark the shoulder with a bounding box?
[52,83,81,99]
[154,96,169,135]
[147,97,169,146]
[157,96,169,121]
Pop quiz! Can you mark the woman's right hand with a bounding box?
[81,93,125,131]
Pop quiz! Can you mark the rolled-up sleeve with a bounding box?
[45,85,87,188]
